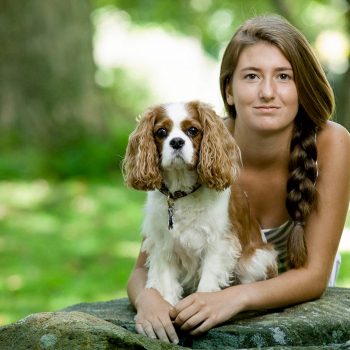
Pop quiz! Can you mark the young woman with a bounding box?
[127,15,350,344]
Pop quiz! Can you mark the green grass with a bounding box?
[337,251,350,287]
[0,179,349,326]
[0,177,146,326]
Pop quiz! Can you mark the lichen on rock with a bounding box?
[0,288,349,349]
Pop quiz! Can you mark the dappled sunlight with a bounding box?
[190,0,212,12]
[5,275,24,292]
[93,7,223,112]
[7,212,61,235]
[299,1,349,75]
[0,180,142,325]
[315,30,349,74]
[113,240,141,259]
[72,195,98,215]
[63,220,98,241]
[301,0,347,28]
[208,9,234,41]
[0,179,349,326]
[0,180,50,210]
[1,0,349,333]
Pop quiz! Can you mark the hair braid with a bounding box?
[286,115,318,268]
[219,15,335,269]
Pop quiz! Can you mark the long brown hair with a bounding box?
[219,15,335,268]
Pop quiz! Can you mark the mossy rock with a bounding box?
[0,288,349,349]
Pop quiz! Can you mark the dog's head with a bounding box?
[122,101,241,191]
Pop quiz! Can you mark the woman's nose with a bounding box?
[259,78,275,100]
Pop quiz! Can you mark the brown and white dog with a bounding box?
[123,101,277,305]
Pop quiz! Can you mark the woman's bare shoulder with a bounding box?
[318,120,349,140]
[318,121,350,163]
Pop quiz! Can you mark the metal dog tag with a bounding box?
[167,197,175,230]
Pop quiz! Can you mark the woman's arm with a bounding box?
[170,122,350,335]
[127,249,179,344]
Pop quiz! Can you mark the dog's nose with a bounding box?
[170,137,185,150]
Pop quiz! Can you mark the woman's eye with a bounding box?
[245,73,258,80]
[155,128,167,138]
[279,73,291,80]
[187,127,199,137]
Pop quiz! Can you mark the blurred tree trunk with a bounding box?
[0,0,102,151]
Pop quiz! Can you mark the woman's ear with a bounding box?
[225,84,235,106]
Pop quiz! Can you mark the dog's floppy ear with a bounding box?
[122,108,162,191]
[195,101,241,191]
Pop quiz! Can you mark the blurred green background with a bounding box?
[0,0,349,326]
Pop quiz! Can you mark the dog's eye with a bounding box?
[187,127,199,137]
[155,128,168,139]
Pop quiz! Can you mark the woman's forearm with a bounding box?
[127,261,179,343]
[233,267,327,313]
[127,266,148,308]
[170,267,329,336]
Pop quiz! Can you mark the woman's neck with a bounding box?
[232,120,293,170]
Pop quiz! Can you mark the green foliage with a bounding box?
[95,67,155,165]
[0,180,349,326]
[337,252,350,288]
[0,178,146,325]
[0,65,152,179]
[0,137,118,180]
[92,0,277,58]
[1,0,349,180]
[90,0,350,129]
[91,0,348,58]
[0,0,348,330]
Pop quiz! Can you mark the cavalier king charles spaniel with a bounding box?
[123,101,277,305]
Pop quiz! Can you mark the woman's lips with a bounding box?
[254,106,280,113]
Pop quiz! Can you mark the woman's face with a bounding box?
[226,41,299,134]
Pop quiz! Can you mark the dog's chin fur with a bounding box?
[164,156,190,170]
[162,168,198,194]
[123,101,278,306]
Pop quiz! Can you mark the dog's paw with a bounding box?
[197,282,222,293]
[146,281,183,306]
[163,294,181,306]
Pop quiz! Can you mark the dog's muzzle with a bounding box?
[170,137,185,150]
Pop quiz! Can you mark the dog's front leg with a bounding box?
[146,253,183,306]
[197,243,237,292]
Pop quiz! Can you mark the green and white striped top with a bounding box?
[262,220,294,274]
[261,220,341,286]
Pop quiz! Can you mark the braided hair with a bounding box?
[286,113,318,267]
[219,15,335,268]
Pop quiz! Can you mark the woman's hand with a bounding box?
[134,287,179,344]
[170,288,246,336]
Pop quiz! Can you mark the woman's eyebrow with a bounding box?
[275,67,293,71]
[240,66,293,71]
[240,66,260,72]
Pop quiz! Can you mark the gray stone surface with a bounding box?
[0,288,349,349]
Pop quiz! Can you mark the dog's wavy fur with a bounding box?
[123,102,240,191]
[123,101,277,305]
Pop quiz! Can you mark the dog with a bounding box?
[123,101,277,305]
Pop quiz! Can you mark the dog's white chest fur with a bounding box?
[123,101,277,306]
[141,187,241,305]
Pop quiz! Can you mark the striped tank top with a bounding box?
[261,220,341,285]
[261,220,294,273]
